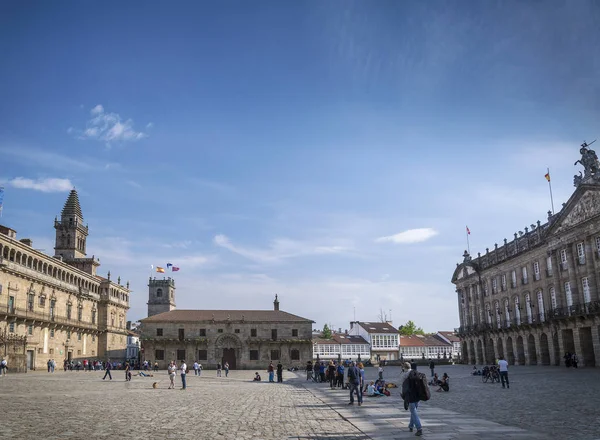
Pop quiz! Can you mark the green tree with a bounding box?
[322,324,332,339]
[399,320,425,336]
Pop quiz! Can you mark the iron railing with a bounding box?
[0,303,98,331]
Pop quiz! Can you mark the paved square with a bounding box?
[0,365,599,439]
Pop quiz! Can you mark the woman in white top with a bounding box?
[167,361,177,389]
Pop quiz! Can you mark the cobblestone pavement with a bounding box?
[0,370,367,440]
[1,366,599,440]
[307,364,600,439]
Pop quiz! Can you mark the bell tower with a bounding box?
[54,189,89,260]
[147,277,176,317]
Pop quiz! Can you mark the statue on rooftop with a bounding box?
[574,140,600,186]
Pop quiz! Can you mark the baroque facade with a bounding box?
[140,284,314,369]
[0,190,131,371]
[453,144,600,368]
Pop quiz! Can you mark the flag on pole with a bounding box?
[466,226,471,235]
[156,267,165,273]
[166,263,173,268]
[172,266,180,272]
[545,172,551,182]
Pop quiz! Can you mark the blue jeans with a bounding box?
[349,383,362,403]
[269,371,274,382]
[181,373,187,389]
[409,402,422,430]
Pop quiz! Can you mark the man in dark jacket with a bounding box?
[429,360,435,377]
[402,363,424,436]
[347,361,363,406]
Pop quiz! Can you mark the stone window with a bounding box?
[251,329,257,337]
[596,236,600,254]
[39,296,46,307]
[49,348,54,355]
[78,306,83,321]
[511,270,517,288]
[37,348,42,354]
[77,350,81,355]
[67,303,72,320]
[560,249,568,268]
[176,349,186,361]
[291,349,300,360]
[199,329,206,336]
[156,288,163,297]
[50,329,55,338]
[582,277,591,303]
[78,332,81,341]
[550,286,557,310]
[92,310,96,324]
[270,350,280,360]
[0,283,2,295]
[198,350,207,360]
[501,274,507,290]
[522,267,528,284]
[9,322,14,333]
[292,329,298,337]
[156,328,163,336]
[92,335,95,342]
[28,325,33,335]
[564,281,573,307]
[178,329,185,340]
[576,242,585,264]
[218,329,223,333]
[67,330,71,340]
[271,329,278,341]
[533,261,540,280]
[250,350,259,360]
[28,294,34,311]
[155,350,165,360]
[91,350,95,356]
[234,329,240,333]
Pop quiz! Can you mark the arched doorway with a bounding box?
[476,339,484,365]
[527,334,537,365]
[552,332,560,366]
[496,338,505,359]
[214,334,242,370]
[516,336,525,365]
[486,338,495,363]
[539,333,550,365]
[470,340,476,364]
[506,337,515,365]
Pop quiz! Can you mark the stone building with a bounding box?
[0,190,131,371]
[140,285,314,369]
[453,144,600,367]
[348,321,399,361]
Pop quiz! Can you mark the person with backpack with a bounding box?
[347,361,363,406]
[401,363,429,436]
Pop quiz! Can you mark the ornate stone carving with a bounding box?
[554,190,600,233]
[574,141,600,186]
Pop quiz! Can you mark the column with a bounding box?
[533,331,542,366]
[592,326,600,367]
[571,327,586,367]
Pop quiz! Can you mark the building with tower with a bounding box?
[140,288,314,370]
[453,144,600,368]
[0,189,131,371]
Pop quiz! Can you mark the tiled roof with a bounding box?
[399,335,426,347]
[333,334,369,345]
[141,309,313,323]
[62,189,83,219]
[356,321,398,334]
[437,331,460,342]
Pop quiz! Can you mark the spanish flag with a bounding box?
[156,267,165,273]
[545,172,551,182]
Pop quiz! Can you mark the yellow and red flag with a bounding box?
[544,172,551,182]
[156,267,165,273]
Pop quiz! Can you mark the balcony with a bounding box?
[0,304,98,332]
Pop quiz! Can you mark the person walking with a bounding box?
[102,359,112,380]
[180,360,187,390]
[306,361,313,381]
[498,356,509,389]
[378,365,384,380]
[197,363,202,377]
[125,362,131,381]
[402,363,426,436]
[193,361,199,376]
[1,358,7,376]
[328,361,336,389]
[347,362,362,406]
[216,362,222,377]
[276,361,283,383]
[429,360,435,378]
[224,362,230,377]
[167,361,177,389]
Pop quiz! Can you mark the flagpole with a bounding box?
[466,227,471,255]
[547,168,555,215]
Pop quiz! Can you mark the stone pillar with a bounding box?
[548,333,558,367]
[532,331,542,366]
[571,327,587,367]
[592,325,600,367]
[557,329,565,367]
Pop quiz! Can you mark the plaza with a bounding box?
[1,365,599,439]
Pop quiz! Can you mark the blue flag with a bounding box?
[166,263,172,268]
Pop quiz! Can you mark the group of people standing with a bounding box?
[564,352,579,368]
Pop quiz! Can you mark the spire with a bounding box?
[61,189,83,220]
[273,294,280,311]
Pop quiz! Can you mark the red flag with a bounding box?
[172,267,180,272]
[466,226,471,235]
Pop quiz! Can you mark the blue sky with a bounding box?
[1,1,599,332]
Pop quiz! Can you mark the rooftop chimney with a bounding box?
[19,238,32,247]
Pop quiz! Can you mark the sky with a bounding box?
[1,1,599,333]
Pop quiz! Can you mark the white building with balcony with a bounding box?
[349,321,399,361]
[313,334,370,361]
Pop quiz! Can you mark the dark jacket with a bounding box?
[347,366,360,385]
[402,370,423,403]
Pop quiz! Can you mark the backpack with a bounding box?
[413,372,431,401]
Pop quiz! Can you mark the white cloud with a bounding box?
[146,122,154,129]
[213,234,353,263]
[8,177,73,193]
[375,228,438,244]
[72,104,148,145]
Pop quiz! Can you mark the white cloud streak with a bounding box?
[73,104,148,144]
[8,177,73,193]
[375,228,438,244]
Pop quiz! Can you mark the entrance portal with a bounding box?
[222,348,236,370]
[67,351,72,362]
[539,333,551,365]
[516,336,525,365]
[527,334,537,365]
[579,327,596,367]
[26,350,34,370]
[506,337,515,365]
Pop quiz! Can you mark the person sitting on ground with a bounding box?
[429,373,440,386]
[482,365,490,377]
[253,372,261,381]
[437,373,449,392]
[367,381,384,397]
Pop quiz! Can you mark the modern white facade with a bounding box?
[313,334,370,361]
[349,321,399,361]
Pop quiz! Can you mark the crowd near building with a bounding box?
[0,190,131,371]
[140,288,314,370]
[453,144,600,368]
